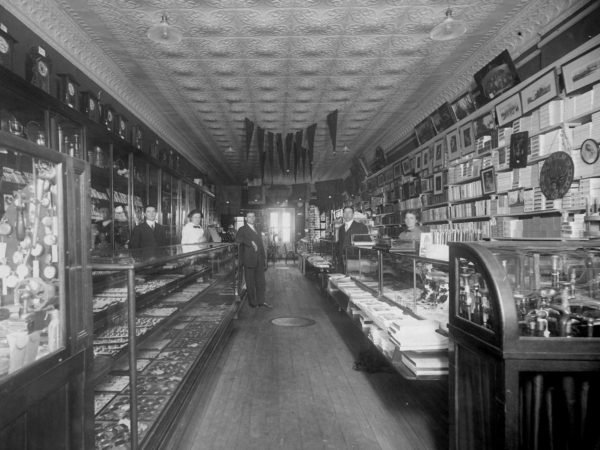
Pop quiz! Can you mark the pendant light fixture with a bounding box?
[430,8,466,41]
[147,13,182,44]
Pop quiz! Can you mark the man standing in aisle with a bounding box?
[129,205,167,249]
[236,211,271,309]
[336,206,369,272]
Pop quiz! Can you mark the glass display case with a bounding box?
[448,241,600,450]
[330,246,449,380]
[91,243,238,448]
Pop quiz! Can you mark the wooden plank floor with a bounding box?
[166,262,448,450]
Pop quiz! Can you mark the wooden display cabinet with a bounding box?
[449,241,600,450]
[0,70,92,448]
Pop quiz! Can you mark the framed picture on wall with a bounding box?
[393,162,402,179]
[495,93,522,126]
[451,92,476,120]
[420,177,432,193]
[459,122,474,156]
[430,102,456,133]
[433,140,444,167]
[377,174,385,187]
[433,172,444,194]
[562,47,600,94]
[473,112,497,139]
[446,128,460,161]
[480,166,496,195]
[414,117,436,145]
[385,168,393,183]
[520,70,558,113]
[474,49,520,101]
[422,146,430,171]
[401,157,411,175]
[416,152,422,172]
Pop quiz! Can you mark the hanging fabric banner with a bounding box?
[267,131,274,184]
[276,133,285,175]
[294,130,303,181]
[306,123,317,178]
[257,126,265,183]
[285,133,293,173]
[301,146,307,178]
[244,117,254,160]
[326,109,338,153]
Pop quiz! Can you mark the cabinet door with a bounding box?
[0,135,92,449]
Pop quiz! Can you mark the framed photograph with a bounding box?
[510,131,529,169]
[495,93,522,126]
[508,189,524,207]
[480,166,496,195]
[474,49,520,101]
[421,168,430,178]
[442,170,448,186]
[422,146,430,171]
[446,128,460,161]
[414,117,436,145]
[433,140,444,167]
[580,138,599,165]
[420,177,432,193]
[393,162,402,179]
[402,182,410,200]
[520,70,558,113]
[377,174,385,187]
[459,123,474,156]
[473,112,496,139]
[430,102,456,133]
[433,172,444,194]
[416,152,422,172]
[451,92,476,121]
[401,157,411,175]
[562,47,600,94]
[385,168,393,183]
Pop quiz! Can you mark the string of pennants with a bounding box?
[244,110,338,183]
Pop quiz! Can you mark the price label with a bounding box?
[52,244,58,263]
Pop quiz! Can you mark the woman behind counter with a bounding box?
[181,209,207,245]
[398,210,427,241]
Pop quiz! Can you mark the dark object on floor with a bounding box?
[353,349,394,373]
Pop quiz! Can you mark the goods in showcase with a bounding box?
[0,151,63,378]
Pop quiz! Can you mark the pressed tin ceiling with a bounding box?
[3,0,587,185]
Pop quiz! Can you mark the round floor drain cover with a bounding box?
[271,317,315,327]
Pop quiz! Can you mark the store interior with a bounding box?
[1,1,600,449]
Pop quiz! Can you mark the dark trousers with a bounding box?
[244,261,265,307]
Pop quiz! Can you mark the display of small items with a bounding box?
[0,155,62,377]
[457,262,495,330]
[416,262,449,309]
[512,253,600,338]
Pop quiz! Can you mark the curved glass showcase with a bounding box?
[449,241,600,450]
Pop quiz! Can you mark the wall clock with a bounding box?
[57,74,79,109]
[539,151,574,200]
[26,47,51,93]
[580,139,599,165]
[0,25,17,70]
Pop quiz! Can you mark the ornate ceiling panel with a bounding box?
[3,0,588,185]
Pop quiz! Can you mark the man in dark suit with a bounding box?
[129,205,167,249]
[236,211,271,309]
[336,206,369,272]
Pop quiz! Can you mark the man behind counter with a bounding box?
[336,206,369,272]
[129,205,167,249]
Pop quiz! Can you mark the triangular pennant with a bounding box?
[302,146,307,178]
[326,109,338,153]
[306,123,317,178]
[294,130,302,181]
[267,131,274,184]
[285,133,293,174]
[276,133,285,175]
[244,118,254,160]
[257,126,265,183]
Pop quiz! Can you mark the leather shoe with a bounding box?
[259,302,273,309]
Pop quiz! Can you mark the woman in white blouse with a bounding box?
[181,209,207,245]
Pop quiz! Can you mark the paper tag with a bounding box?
[33,260,40,278]
[51,245,58,263]
[0,242,6,259]
[38,46,46,57]
[0,24,7,33]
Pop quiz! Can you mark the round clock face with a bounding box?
[580,139,599,165]
[0,36,9,54]
[539,151,574,200]
[89,98,95,111]
[37,60,48,77]
[120,119,125,130]
[67,82,75,96]
[107,111,113,121]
